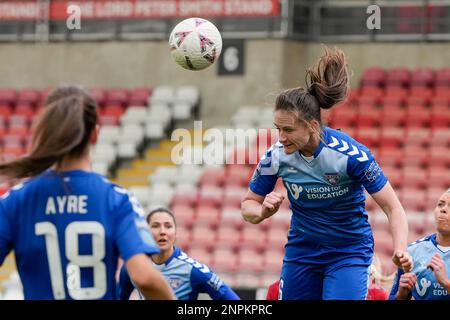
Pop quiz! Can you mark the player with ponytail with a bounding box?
[241,47,412,300]
[0,85,175,300]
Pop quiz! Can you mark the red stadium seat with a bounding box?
[405,106,431,128]
[199,167,226,187]
[188,246,213,265]
[106,88,129,106]
[212,248,238,272]
[430,145,450,167]
[426,186,449,208]
[0,105,13,118]
[430,128,450,146]
[197,186,223,208]
[129,87,151,106]
[220,207,245,230]
[216,226,241,251]
[360,67,385,88]
[386,68,411,87]
[404,128,430,148]
[99,115,119,126]
[402,166,428,189]
[175,227,191,250]
[435,67,450,86]
[14,103,35,119]
[171,205,196,229]
[356,128,380,148]
[190,226,216,250]
[195,205,220,228]
[17,88,40,106]
[431,105,450,129]
[102,104,124,118]
[263,250,283,273]
[356,105,381,128]
[0,89,17,105]
[411,68,435,87]
[382,165,402,189]
[378,147,403,167]
[171,191,198,208]
[380,105,406,128]
[329,106,357,128]
[400,187,427,211]
[237,249,264,273]
[373,229,393,257]
[223,185,246,209]
[225,164,253,187]
[380,127,404,148]
[240,225,267,251]
[89,88,106,106]
[402,145,429,167]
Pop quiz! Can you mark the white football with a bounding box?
[169,17,222,71]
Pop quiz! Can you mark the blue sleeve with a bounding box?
[190,265,240,300]
[0,191,15,265]
[249,145,280,196]
[112,186,160,261]
[346,144,388,194]
[388,268,404,300]
[117,264,135,300]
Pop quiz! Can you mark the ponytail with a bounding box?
[0,85,97,180]
[275,46,349,124]
[306,47,349,110]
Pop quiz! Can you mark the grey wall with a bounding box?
[1,40,449,126]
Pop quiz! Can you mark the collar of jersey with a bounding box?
[47,169,94,176]
[163,246,180,265]
[296,139,325,163]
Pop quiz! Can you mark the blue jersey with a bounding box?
[0,169,160,300]
[118,246,240,300]
[389,234,450,300]
[250,126,387,246]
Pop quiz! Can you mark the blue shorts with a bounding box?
[279,232,374,300]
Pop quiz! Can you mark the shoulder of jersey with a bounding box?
[325,128,370,163]
[176,251,211,274]
[111,182,146,217]
[0,179,31,200]
[408,233,435,248]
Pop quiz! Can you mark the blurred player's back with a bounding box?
[0,169,148,300]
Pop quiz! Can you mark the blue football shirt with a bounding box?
[250,126,388,246]
[0,169,160,300]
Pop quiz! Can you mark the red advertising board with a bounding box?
[0,0,280,20]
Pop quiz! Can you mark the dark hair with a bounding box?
[275,47,349,126]
[146,207,177,226]
[0,84,98,179]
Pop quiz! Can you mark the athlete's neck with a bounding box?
[56,152,92,172]
[152,246,174,265]
[299,131,321,157]
[436,233,450,247]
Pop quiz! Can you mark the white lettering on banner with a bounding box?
[0,3,38,19]
[94,1,133,18]
[134,1,176,16]
[224,0,273,15]
[179,1,223,16]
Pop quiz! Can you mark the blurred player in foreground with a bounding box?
[389,188,450,300]
[0,85,174,300]
[241,47,412,299]
[118,208,240,300]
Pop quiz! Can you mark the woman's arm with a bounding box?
[371,182,413,272]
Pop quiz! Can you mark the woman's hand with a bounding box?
[396,273,417,300]
[428,253,450,290]
[392,250,414,272]
[261,192,285,219]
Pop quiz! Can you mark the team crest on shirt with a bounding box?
[168,277,183,290]
[324,173,341,186]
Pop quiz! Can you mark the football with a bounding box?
[169,17,222,71]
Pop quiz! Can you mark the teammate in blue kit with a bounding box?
[118,208,240,300]
[0,85,175,300]
[241,48,413,300]
[389,188,450,300]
